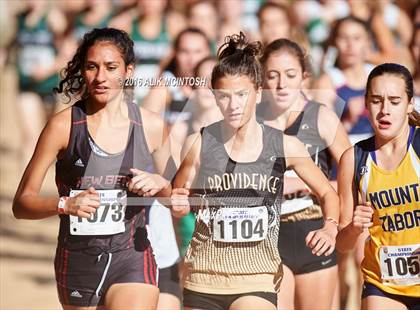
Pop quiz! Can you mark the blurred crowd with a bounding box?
[1,0,419,309]
[1,0,419,163]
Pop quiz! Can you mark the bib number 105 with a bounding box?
[383,256,420,277]
[380,245,420,286]
[213,207,268,243]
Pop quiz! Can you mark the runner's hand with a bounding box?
[351,202,374,233]
[128,168,170,197]
[305,220,338,256]
[171,182,191,218]
[65,187,100,218]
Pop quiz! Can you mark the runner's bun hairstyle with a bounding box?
[211,32,263,89]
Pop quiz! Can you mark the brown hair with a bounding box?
[211,32,263,89]
[260,38,309,74]
[54,28,135,103]
[366,63,420,127]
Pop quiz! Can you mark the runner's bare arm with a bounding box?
[139,107,172,198]
[175,132,202,188]
[318,104,351,189]
[170,133,201,216]
[13,109,71,219]
[336,148,373,253]
[284,106,351,194]
[313,74,336,110]
[284,135,339,256]
[318,104,351,164]
[284,135,339,222]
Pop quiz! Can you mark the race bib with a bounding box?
[69,190,126,236]
[213,207,268,243]
[379,244,420,286]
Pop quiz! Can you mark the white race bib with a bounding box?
[379,244,420,286]
[213,207,268,243]
[69,190,126,236]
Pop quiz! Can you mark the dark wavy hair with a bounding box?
[211,32,263,89]
[54,27,135,103]
[366,63,419,127]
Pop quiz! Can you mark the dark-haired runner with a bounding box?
[13,27,171,309]
[259,38,351,310]
[171,32,339,310]
[337,63,420,310]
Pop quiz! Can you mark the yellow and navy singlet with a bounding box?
[354,126,420,297]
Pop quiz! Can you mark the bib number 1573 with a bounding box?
[69,189,127,236]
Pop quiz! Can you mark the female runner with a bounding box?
[171,32,339,310]
[13,28,171,309]
[337,63,420,310]
[259,38,351,310]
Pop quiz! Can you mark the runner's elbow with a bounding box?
[12,199,25,219]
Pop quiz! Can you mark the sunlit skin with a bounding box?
[264,51,307,113]
[83,41,133,106]
[176,33,211,77]
[366,74,414,142]
[213,74,261,130]
[335,20,369,68]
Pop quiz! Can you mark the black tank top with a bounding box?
[194,121,285,209]
[182,121,286,282]
[284,101,332,178]
[55,101,154,254]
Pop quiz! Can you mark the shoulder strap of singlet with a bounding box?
[353,136,375,191]
[264,125,285,206]
[127,103,155,174]
[302,101,321,130]
[127,101,142,124]
[255,102,266,124]
[64,101,91,164]
[70,101,88,144]
[408,126,420,179]
[410,126,420,158]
